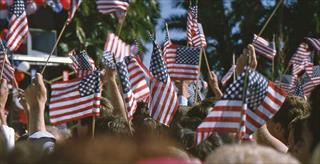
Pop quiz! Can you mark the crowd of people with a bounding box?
[0,44,319,163]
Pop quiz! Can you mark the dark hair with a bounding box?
[272,96,310,138]
[289,114,310,144]
[308,85,320,151]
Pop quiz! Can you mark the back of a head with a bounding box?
[205,144,300,164]
[272,96,310,135]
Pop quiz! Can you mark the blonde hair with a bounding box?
[205,144,300,164]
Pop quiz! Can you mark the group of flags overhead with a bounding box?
[2,0,320,147]
[49,51,101,125]
[195,68,287,144]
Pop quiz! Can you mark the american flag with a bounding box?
[67,0,82,23]
[195,69,287,145]
[289,43,313,76]
[0,45,15,84]
[6,0,28,52]
[49,71,101,125]
[69,50,96,78]
[305,37,320,52]
[127,56,150,102]
[104,33,131,61]
[186,4,198,46]
[295,66,320,97]
[148,41,179,126]
[192,23,207,48]
[96,0,129,15]
[275,75,292,94]
[165,46,200,81]
[252,34,276,60]
[163,29,172,59]
[221,65,236,86]
[116,60,137,119]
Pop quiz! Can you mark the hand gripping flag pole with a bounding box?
[238,0,284,142]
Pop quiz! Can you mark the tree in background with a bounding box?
[165,0,320,79]
[60,0,160,61]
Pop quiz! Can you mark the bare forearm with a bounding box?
[28,103,46,134]
[256,126,288,153]
[108,80,126,119]
[210,84,223,100]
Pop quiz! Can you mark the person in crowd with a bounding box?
[204,144,300,164]
[257,96,310,153]
[287,115,312,162]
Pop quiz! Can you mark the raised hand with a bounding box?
[0,79,9,125]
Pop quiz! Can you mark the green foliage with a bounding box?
[59,0,160,61]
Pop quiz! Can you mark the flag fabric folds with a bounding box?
[116,60,137,119]
[252,34,276,60]
[104,33,131,61]
[292,66,320,97]
[67,0,82,23]
[49,71,101,125]
[165,45,201,81]
[127,56,150,102]
[148,41,179,126]
[221,65,236,86]
[289,43,313,76]
[186,4,207,48]
[69,50,96,78]
[195,69,287,145]
[305,37,320,52]
[0,46,15,84]
[192,23,207,48]
[6,0,28,52]
[186,4,198,46]
[96,0,129,15]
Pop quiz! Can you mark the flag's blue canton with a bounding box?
[0,42,4,53]
[176,47,200,65]
[222,69,269,110]
[102,51,116,69]
[117,61,131,93]
[247,70,268,110]
[79,71,100,96]
[294,81,304,97]
[47,0,63,13]
[150,42,168,83]
[10,0,25,16]
[223,71,246,100]
[76,51,92,69]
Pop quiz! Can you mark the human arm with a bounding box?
[24,73,47,134]
[101,68,127,119]
[208,71,223,100]
[0,79,9,126]
[256,124,288,153]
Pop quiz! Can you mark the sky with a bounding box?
[142,1,185,67]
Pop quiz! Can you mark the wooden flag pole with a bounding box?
[258,0,284,36]
[194,48,203,103]
[49,71,76,84]
[91,115,96,138]
[165,23,171,41]
[238,0,284,142]
[0,40,7,81]
[233,53,236,82]
[41,21,69,74]
[272,34,276,81]
[117,6,130,37]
